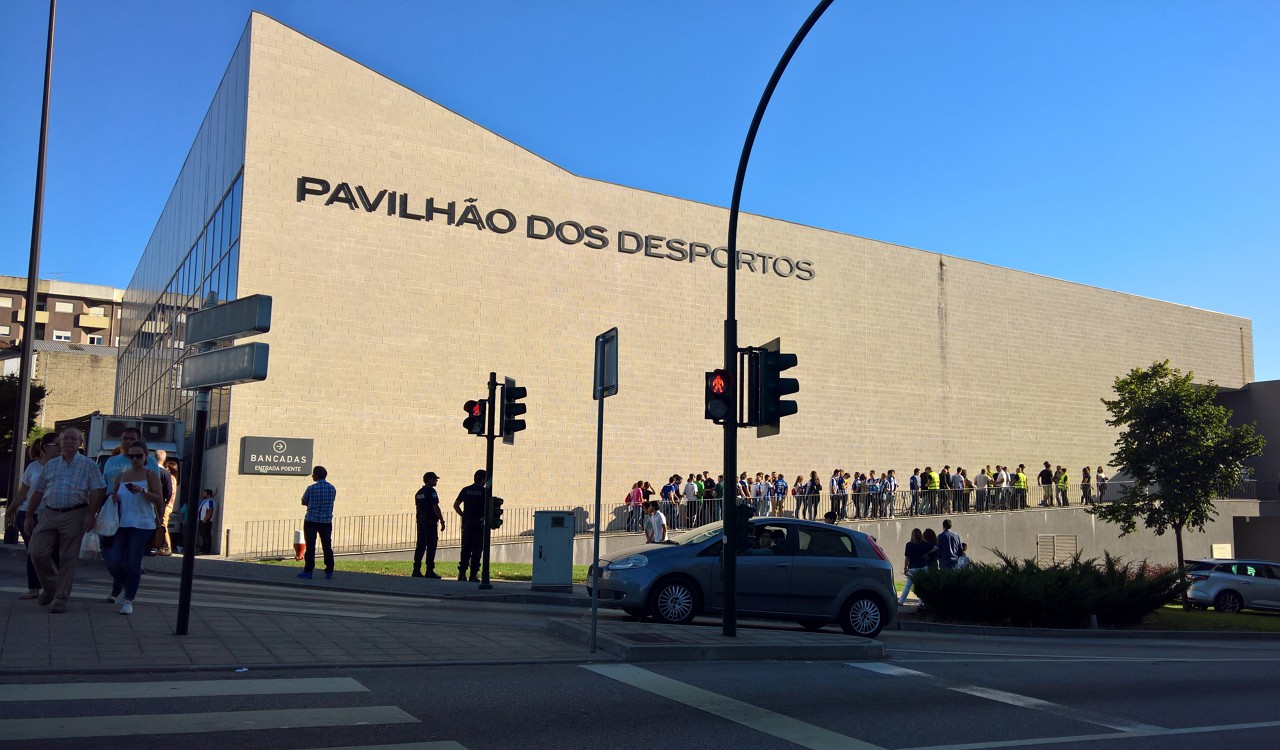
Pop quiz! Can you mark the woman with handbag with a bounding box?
[103,441,164,615]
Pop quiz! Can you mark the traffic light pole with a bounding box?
[480,371,497,590]
[722,0,833,639]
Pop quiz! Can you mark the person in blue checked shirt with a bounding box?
[298,466,337,579]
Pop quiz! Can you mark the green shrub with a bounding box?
[911,551,1187,629]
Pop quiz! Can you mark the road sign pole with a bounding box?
[590,327,618,654]
[480,371,497,590]
[175,387,208,636]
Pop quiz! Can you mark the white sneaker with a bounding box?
[119,600,134,615]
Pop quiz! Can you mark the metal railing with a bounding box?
[231,479,1262,559]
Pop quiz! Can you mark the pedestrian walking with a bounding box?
[197,488,217,554]
[23,428,108,613]
[625,481,644,532]
[104,440,165,615]
[1096,466,1108,502]
[899,528,937,604]
[413,472,446,578]
[298,465,337,580]
[937,519,964,569]
[1038,461,1054,506]
[643,501,668,543]
[6,433,60,600]
[1054,465,1069,506]
[453,469,487,582]
[1080,467,1093,505]
[922,528,939,569]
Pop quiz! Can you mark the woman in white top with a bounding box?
[103,440,164,615]
[1096,467,1108,502]
[6,435,61,599]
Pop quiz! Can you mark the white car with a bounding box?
[1186,559,1280,613]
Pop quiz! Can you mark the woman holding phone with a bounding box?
[104,440,164,615]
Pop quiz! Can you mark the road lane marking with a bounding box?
[0,706,418,740]
[301,744,468,750]
[848,663,931,677]
[0,677,369,703]
[901,718,1280,750]
[948,685,1160,732]
[584,663,885,750]
[848,663,1164,734]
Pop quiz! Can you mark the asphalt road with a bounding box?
[4,622,1280,749]
[4,555,1279,748]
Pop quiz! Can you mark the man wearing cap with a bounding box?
[413,472,445,578]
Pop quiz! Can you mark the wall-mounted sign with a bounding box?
[240,436,313,475]
[295,177,817,282]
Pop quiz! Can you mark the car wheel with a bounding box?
[839,593,886,638]
[797,619,827,632]
[649,577,700,625]
[1214,591,1243,614]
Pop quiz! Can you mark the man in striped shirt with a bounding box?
[24,428,107,613]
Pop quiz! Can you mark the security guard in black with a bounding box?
[453,469,487,582]
[413,472,445,578]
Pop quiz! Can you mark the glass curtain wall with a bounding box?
[115,27,250,449]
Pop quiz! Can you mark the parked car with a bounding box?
[1186,559,1280,613]
[588,518,897,637]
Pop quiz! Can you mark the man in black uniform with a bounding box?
[413,472,446,578]
[452,469,487,582]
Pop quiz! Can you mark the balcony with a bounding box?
[77,313,110,329]
[14,309,49,324]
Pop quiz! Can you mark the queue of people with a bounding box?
[629,462,1112,530]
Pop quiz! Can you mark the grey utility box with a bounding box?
[531,510,575,593]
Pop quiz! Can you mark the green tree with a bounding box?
[1,373,48,453]
[1091,361,1265,585]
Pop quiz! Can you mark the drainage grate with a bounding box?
[619,632,681,644]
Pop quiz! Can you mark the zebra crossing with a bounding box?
[0,676,466,748]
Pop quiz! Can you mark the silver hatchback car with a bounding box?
[589,518,897,637]
[1186,559,1280,613]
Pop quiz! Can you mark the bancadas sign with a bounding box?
[240,436,314,475]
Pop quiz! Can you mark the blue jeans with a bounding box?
[899,567,926,604]
[304,520,335,574]
[105,527,153,600]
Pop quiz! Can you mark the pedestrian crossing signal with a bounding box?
[463,399,486,436]
[705,369,732,423]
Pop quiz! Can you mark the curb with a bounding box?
[892,618,1280,641]
[0,655,613,678]
[546,618,886,662]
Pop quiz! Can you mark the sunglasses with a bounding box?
[127,452,146,459]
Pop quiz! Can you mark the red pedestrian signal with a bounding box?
[463,399,487,436]
[705,369,732,423]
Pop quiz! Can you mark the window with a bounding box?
[87,334,104,345]
[87,306,105,316]
[0,325,10,336]
[0,297,11,308]
[53,330,73,342]
[54,301,74,314]
[798,528,856,557]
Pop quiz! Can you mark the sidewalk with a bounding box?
[0,545,885,674]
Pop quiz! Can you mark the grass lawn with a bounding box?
[1135,604,1280,632]
[259,558,591,584]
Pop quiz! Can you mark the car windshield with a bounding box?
[668,521,724,546]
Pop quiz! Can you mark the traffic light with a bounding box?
[750,337,799,437]
[501,377,527,444]
[705,369,732,423]
[487,496,505,530]
[463,399,486,436]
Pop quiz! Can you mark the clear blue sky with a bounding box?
[2,1,1276,381]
